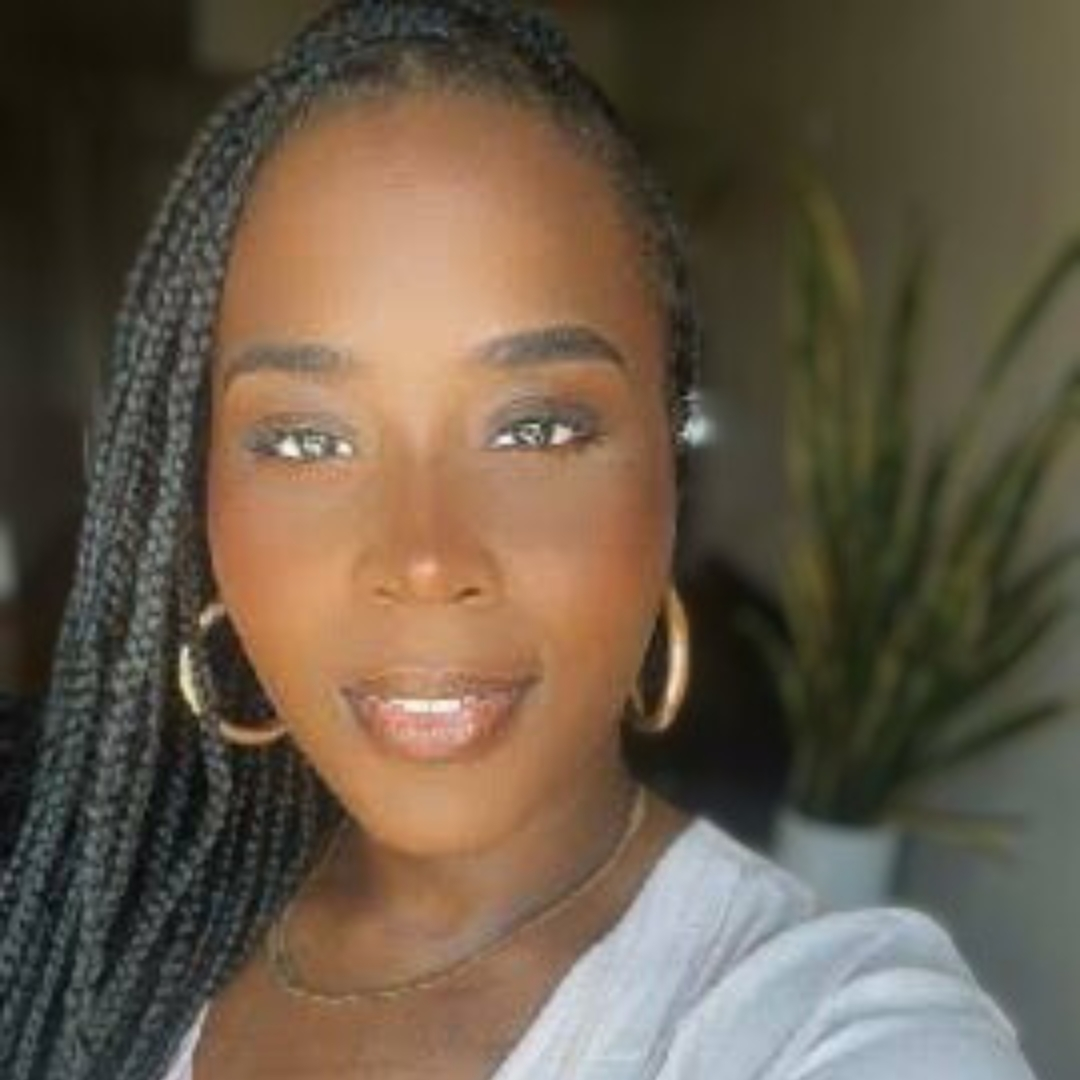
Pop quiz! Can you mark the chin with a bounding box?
[344,783,527,861]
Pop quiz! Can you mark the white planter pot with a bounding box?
[771,806,902,911]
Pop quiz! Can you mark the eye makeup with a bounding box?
[486,395,605,454]
[241,412,360,463]
[238,393,610,465]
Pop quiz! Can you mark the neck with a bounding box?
[314,756,641,945]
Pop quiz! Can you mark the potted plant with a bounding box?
[744,180,1080,909]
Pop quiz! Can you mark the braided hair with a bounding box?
[0,2,703,1076]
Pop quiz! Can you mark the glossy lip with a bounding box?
[347,667,540,699]
[341,668,538,765]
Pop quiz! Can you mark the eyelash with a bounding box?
[245,405,603,464]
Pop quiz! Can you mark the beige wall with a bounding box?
[600,4,1079,1076]
[192,0,327,71]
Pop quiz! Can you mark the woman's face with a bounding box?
[206,91,675,857]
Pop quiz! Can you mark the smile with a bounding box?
[341,672,537,764]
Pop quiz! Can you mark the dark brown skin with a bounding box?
[197,90,692,1079]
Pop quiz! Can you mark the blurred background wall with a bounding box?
[614,7,1080,1077]
[0,2,1076,1076]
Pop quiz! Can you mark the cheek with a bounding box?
[203,444,348,719]
[492,456,672,610]
[481,443,677,713]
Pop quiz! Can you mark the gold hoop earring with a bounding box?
[628,585,691,735]
[178,600,289,747]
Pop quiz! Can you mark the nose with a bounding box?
[356,454,499,608]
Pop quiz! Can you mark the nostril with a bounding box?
[370,580,490,606]
[358,540,501,607]
[372,584,398,605]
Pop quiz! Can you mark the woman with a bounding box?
[0,2,1039,1077]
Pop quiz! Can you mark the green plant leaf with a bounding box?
[754,174,1080,822]
[991,537,1080,617]
[884,801,1028,860]
[985,238,1080,389]
[905,700,1073,782]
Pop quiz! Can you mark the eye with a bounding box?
[488,401,603,454]
[245,422,357,463]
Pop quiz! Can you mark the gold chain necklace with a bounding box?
[265,783,648,1005]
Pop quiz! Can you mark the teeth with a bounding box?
[384,697,472,714]
[367,695,500,716]
[348,685,527,761]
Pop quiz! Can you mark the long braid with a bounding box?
[0,3,703,1077]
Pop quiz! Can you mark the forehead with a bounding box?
[215,91,662,375]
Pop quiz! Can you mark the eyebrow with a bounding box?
[475,324,627,371]
[221,342,351,390]
[220,323,627,391]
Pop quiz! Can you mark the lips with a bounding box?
[341,668,538,764]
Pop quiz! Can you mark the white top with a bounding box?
[161,815,1038,1079]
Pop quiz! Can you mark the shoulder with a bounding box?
[653,817,1037,1079]
[647,813,820,962]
